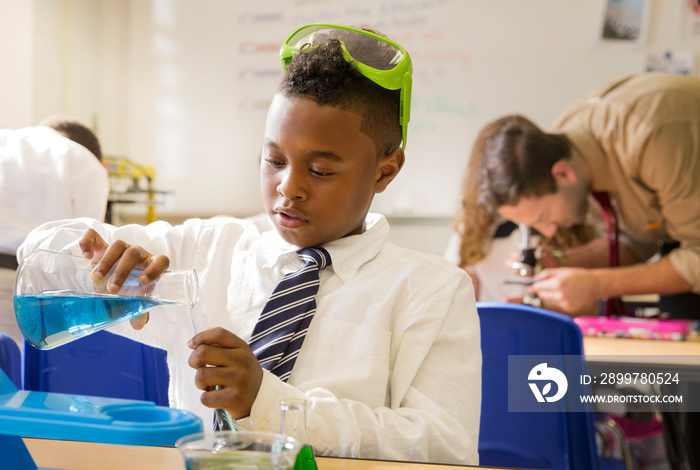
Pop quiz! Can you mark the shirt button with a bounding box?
[259,420,270,432]
[339,265,350,274]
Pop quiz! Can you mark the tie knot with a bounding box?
[298,246,332,269]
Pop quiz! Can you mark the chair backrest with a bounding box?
[23,330,169,406]
[477,301,600,470]
[0,332,21,389]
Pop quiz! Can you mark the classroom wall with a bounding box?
[0,0,33,128]
[6,0,700,254]
[118,0,638,219]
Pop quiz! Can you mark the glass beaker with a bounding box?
[177,431,302,470]
[14,249,198,350]
[279,399,317,470]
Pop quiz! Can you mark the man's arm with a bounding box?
[545,237,642,269]
[635,118,700,292]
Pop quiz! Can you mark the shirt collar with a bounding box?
[323,213,389,283]
[566,130,616,193]
[258,213,389,283]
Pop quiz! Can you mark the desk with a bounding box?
[23,438,510,470]
[584,336,700,363]
[583,336,700,468]
[583,336,700,404]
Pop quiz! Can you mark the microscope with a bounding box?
[507,224,541,307]
[514,223,536,277]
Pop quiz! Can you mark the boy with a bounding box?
[18,25,480,465]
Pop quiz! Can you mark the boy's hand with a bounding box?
[79,228,170,329]
[188,327,264,419]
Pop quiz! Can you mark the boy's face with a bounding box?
[260,94,402,248]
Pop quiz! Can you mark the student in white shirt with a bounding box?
[0,117,108,346]
[18,25,480,465]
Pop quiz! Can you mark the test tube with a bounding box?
[190,304,243,432]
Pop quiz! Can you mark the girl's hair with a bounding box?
[452,115,537,267]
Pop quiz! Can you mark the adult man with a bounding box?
[0,116,109,345]
[477,72,700,317]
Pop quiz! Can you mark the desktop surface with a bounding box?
[24,438,510,470]
[584,336,700,364]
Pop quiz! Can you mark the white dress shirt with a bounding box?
[0,126,109,252]
[17,213,481,465]
[1,126,109,345]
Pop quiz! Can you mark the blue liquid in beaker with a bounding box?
[15,290,171,350]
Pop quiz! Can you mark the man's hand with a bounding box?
[529,267,603,314]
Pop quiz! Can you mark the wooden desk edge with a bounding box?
[23,438,507,470]
[584,336,700,364]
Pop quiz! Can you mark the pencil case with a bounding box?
[574,316,698,341]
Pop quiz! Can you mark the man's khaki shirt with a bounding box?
[551,72,700,293]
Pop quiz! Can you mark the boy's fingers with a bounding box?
[129,313,150,330]
[139,254,170,284]
[188,327,248,350]
[198,386,230,407]
[109,245,152,287]
[192,362,228,389]
[199,386,248,418]
[79,228,108,259]
[91,240,129,281]
[188,341,251,369]
[190,347,263,419]
[188,344,220,369]
[94,244,158,293]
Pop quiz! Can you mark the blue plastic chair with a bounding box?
[0,332,21,389]
[477,302,628,470]
[23,330,169,406]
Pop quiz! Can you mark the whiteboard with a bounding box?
[124,0,667,218]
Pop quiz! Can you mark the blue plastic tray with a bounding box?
[0,368,202,469]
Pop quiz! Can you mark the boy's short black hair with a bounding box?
[278,40,402,157]
[38,115,103,161]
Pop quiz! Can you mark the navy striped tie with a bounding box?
[249,247,331,382]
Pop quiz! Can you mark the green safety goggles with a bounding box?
[280,24,413,149]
